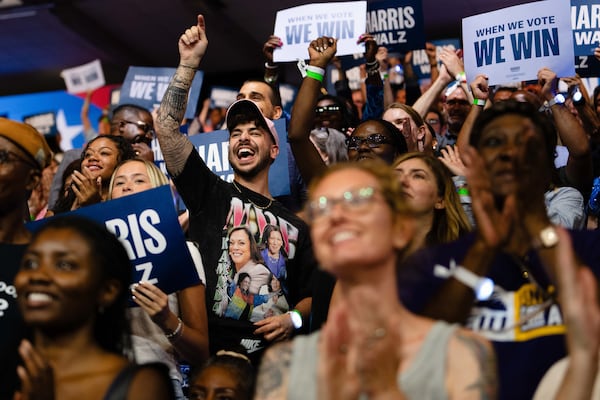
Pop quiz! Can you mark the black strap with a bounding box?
[103,362,172,400]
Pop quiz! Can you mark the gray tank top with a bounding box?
[288,321,456,400]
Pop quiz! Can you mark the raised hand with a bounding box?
[462,146,516,249]
[357,33,377,63]
[470,74,490,101]
[537,67,559,101]
[263,35,283,65]
[14,339,55,400]
[178,14,208,69]
[131,281,172,327]
[70,169,102,208]
[308,36,337,69]
[318,287,404,400]
[439,47,464,78]
[439,145,467,176]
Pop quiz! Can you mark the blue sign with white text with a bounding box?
[120,66,204,120]
[27,186,200,297]
[571,0,600,57]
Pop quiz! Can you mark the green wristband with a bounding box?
[306,70,324,82]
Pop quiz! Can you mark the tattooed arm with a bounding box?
[446,329,497,400]
[254,341,293,400]
[155,14,208,176]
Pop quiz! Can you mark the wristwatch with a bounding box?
[533,226,559,249]
[288,309,303,329]
[547,93,566,108]
[539,93,565,112]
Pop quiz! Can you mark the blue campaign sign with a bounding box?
[412,38,462,80]
[27,186,200,296]
[153,119,291,197]
[366,0,425,53]
[571,0,600,57]
[120,66,204,120]
[575,54,600,77]
[0,90,103,150]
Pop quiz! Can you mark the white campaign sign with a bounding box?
[462,0,574,86]
[273,1,367,62]
[60,59,105,93]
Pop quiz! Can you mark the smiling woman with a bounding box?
[52,135,136,214]
[255,160,497,400]
[13,215,175,400]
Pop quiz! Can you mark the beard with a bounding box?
[230,150,273,180]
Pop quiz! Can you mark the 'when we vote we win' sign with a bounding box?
[462,0,574,86]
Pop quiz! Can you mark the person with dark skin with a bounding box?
[0,118,52,399]
[110,104,156,162]
[287,35,407,185]
[398,100,600,400]
[13,216,174,400]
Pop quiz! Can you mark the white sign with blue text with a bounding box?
[273,1,367,62]
[462,0,575,85]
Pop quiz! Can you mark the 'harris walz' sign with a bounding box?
[27,186,201,298]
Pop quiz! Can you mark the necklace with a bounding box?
[232,180,273,210]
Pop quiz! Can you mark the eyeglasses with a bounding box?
[346,134,392,150]
[426,118,440,125]
[306,187,377,222]
[315,105,341,114]
[0,149,37,168]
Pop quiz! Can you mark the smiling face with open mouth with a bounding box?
[308,167,402,279]
[81,137,120,181]
[15,227,106,331]
[228,122,278,180]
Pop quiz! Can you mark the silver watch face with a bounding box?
[540,226,559,248]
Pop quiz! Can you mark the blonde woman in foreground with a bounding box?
[255,160,497,400]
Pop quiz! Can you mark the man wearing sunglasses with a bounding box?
[0,118,52,399]
[110,103,155,162]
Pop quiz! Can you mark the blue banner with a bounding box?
[120,66,204,120]
[27,186,200,296]
[412,38,462,80]
[0,91,102,150]
[571,0,600,57]
[365,0,425,53]
[575,54,600,77]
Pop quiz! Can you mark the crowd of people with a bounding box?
[2,10,600,400]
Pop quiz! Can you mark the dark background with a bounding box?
[0,0,524,96]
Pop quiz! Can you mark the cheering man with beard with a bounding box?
[154,14,316,365]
